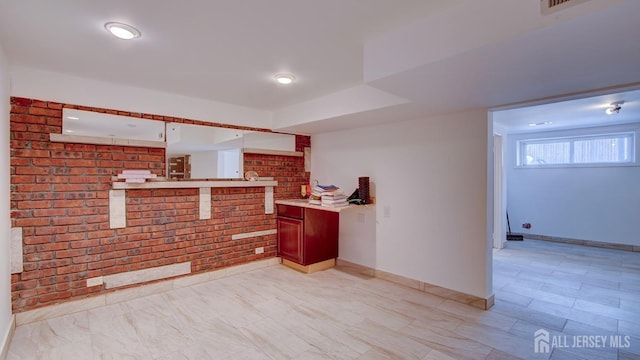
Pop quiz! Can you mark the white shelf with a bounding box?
[50,134,166,148]
[112,180,277,190]
[243,148,303,157]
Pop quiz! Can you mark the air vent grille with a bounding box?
[548,0,571,8]
[541,0,591,15]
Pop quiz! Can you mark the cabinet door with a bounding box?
[304,208,339,265]
[277,217,303,264]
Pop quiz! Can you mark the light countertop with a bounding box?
[275,199,369,213]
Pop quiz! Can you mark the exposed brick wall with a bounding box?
[10,97,310,313]
[244,134,311,200]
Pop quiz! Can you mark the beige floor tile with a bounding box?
[400,319,493,360]
[453,321,536,359]
[346,319,433,359]
[239,318,311,359]
[7,239,640,359]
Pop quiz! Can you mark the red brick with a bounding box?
[17,200,52,209]
[52,184,87,192]
[52,217,84,226]
[35,226,67,236]
[52,200,84,208]
[15,149,51,158]
[11,175,36,184]
[11,114,46,125]
[32,158,66,167]
[87,230,115,239]
[55,233,86,242]
[57,264,87,275]
[72,255,101,264]
[66,159,96,167]
[28,106,61,117]
[38,291,72,304]
[56,249,87,258]
[70,239,101,249]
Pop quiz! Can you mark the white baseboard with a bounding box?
[0,315,16,360]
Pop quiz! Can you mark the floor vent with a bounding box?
[541,0,591,15]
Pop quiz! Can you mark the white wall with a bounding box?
[190,151,219,179]
[507,123,640,246]
[312,109,492,299]
[0,43,14,356]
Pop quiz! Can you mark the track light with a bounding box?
[605,101,624,115]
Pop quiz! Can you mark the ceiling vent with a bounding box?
[541,0,591,15]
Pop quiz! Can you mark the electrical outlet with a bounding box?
[255,247,264,254]
[383,206,391,218]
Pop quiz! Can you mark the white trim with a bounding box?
[265,186,274,214]
[231,229,277,240]
[108,190,127,229]
[86,276,103,288]
[493,134,506,249]
[10,228,23,274]
[50,133,166,148]
[112,180,277,190]
[199,187,212,220]
[243,148,303,157]
[0,315,15,360]
[103,262,191,289]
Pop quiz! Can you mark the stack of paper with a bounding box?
[309,184,348,208]
[117,170,157,183]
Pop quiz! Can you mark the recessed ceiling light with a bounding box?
[274,73,295,85]
[66,116,79,120]
[105,22,141,40]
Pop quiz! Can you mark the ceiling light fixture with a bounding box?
[274,73,295,85]
[605,101,624,115]
[104,22,141,40]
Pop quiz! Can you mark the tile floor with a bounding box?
[7,239,640,359]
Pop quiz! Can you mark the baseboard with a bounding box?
[282,258,336,274]
[335,259,494,310]
[513,233,640,252]
[0,315,15,360]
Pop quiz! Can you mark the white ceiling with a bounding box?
[0,0,456,110]
[493,88,640,133]
[1,0,639,134]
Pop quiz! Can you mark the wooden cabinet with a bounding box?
[277,204,339,272]
[168,155,191,179]
[277,216,303,263]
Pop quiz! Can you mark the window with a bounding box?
[518,132,635,167]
